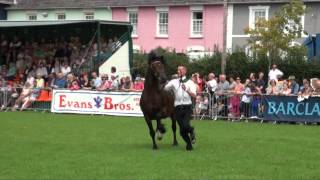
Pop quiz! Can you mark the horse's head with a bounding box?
[148,51,167,84]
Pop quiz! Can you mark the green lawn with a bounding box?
[0,112,320,180]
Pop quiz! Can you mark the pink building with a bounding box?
[111,1,224,54]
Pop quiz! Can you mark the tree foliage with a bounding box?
[244,0,307,62]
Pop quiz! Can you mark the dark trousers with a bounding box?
[174,105,194,142]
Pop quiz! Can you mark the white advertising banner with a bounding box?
[51,89,143,117]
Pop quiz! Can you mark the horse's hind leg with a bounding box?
[171,116,178,146]
[145,118,158,150]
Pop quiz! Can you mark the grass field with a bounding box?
[0,112,320,180]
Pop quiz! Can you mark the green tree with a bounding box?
[244,0,306,65]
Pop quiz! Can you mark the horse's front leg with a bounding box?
[145,118,157,150]
[156,118,166,141]
[171,115,178,146]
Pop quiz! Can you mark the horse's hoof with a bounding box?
[173,141,178,146]
[186,144,193,151]
[156,131,163,141]
[153,145,158,150]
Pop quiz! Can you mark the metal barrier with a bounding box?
[0,87,52,112]
[192,92,211,120]
[210,93,263,122]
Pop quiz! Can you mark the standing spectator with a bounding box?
[240,82,252,120]
[249,72,257,85]
[268,64,283,81]
[216,74,229,117]
[6,62,16,81]
[206,73,217,105]
[250,82,261,119]
[26,73,35,87]
[288,75,299,95]
[257,72,266,94]
[229,76,243,118]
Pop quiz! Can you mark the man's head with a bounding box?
[91,72,97,78]
[272,64,277,70]
[208,73,215,80]
[219,74,226,82]
[288,75,296,82]
[258,72,264,79]
[177,65,187,78]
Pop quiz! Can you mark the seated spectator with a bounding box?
[5,62,16,81]
[280,81,292,96]
[120,76,133,91]
[26,73,35,87]
[97,75,111,91]
[288,75,299,95]
[12,82,33,111]
[91,71,101,89]
[60,61,71,76]
[80,73,91,90]
[133,76,144,91]
[311,79,320,97]
[69,80,80,90]
[53,72,66,89]
[110,75,119,90]
[266,79,280,95]
[35,62,48,78]
[299,80,313,97]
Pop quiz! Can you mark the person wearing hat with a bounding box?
[288,75,299,95]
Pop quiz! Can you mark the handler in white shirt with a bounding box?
[268,64,283,81]
[165,65,197,150]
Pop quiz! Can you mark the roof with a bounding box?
[0,0,14,5]
[8,0,223,10]
[6,0,320,10]
[0,20,131,27]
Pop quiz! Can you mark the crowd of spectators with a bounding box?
[185,64,320,120]
[0,35,142,111]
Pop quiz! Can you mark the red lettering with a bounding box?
[126,104,131,110]
[120,104,125,110]
[104,97,113,109]
[81,102,87,108]
[67,101,73,107]
[88,102,92,108]
[114,104,119,110]
[59,95,66,107]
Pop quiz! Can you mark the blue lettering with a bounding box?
[268,102,277,114]
[276,102,286,115]
[311,103,320,116]
[305,103,313,116]
[287,102,296,116]
[296,103,304,116]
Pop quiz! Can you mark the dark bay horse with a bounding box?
[140,51,178,149]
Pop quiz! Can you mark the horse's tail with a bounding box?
[158,123,166,134]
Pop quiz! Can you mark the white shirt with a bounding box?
[268,69,283,81]
[208,79,217,92]
[61,66,71,76]
[165,76,197,107]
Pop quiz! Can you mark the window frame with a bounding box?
[56,13,66,20]
[27,12,37,21]
[190,6,204,38]
[127,8,138,38]
[156,7,169,38]
[84,11,94,20]
[249,6,269,29]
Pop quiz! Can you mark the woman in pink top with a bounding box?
[133,77,144,91]
[229,77,244,118]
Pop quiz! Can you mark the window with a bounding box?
[249,6,269,29]
[57,13,66,20]
[84,12,94,20]
[156,7,168,37]
[191,11,203,37]
[27,14,37,21]
[128,11,138,37]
